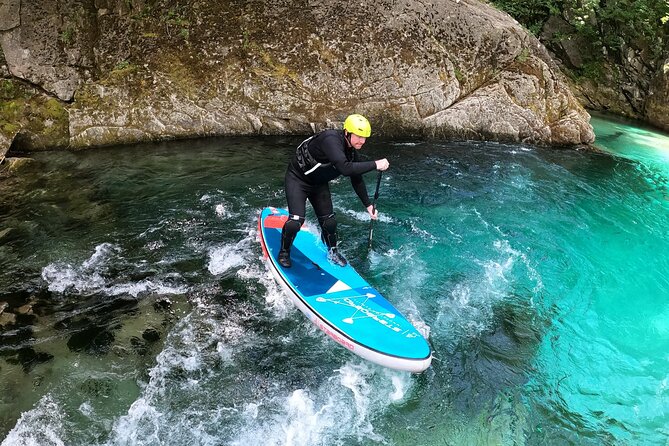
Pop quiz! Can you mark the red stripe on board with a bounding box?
[258,213,269,258]
[264,215,288,229]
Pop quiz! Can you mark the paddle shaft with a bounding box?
[367,171,383,249]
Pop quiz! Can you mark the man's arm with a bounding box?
[320,134,376,176]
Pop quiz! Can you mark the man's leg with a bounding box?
[310,185,347,266]
[280,171,308,268]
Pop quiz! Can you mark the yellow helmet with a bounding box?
[343,114,371,138]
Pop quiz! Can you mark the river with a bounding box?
[1,115,668,445]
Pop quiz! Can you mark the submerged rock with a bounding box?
[142,327,160,343]
[0,310,16,327]
[67,325,116,354]
[6,347,54,373]
[0,0,594,149]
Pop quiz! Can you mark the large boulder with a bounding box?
[1,0,595,150]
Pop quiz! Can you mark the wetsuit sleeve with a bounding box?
[320,134,376,176]
[351,174,372,208]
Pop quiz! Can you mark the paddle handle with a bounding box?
[367,171,383,250]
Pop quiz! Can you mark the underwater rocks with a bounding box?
[5,348,54,373]
[0,289,186,374]
[0,294,37,328]
[0,294,50,372]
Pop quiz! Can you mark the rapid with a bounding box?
[1,115,668,445]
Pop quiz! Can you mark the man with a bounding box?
[278,113,390,268]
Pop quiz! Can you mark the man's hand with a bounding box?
[367,204,378,220]
[375,158,390,171]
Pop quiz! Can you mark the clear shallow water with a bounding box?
[1,124,668,445]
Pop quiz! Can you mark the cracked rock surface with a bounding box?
[1,0,594,151]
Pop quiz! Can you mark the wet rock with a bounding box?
[15,312,38,325]
[130,336,148,356]
[100,295,139,312]
[0,289,37,310]
[3,158,34,172]
[16,300,34,315]
[55,314,92,331]
[67,325,115,354]
[142,327,160,343]
[6,347,54,373]
[128,270,157,282]
[0,325,33,348]
[444,301,545,415]
[56,296,138,330]
[12,298,37,325]
[0,228,13,242]
[0,131,14,162]
[646,60,669,131]
[4,0,594,148]
[111,344,131,357]
[80,377,115,398]
[153,297,173,312]
[0,311,16,327]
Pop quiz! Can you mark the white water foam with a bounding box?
[105,309,257,446]
[341,208,393,224]
[239,259,292,316]
[228,361,408,446]
[41,262,107,294]
[199,192,233,221]
[108,277,187,297]
[91,217,418,446]
[408,220,437,244]
[207,242,246,275]
[41,244,188,297]
[209,221,294,316]
[214,203,231,218]
[105,289,413,446]
[2,395,66,446]
[436,237,543,339]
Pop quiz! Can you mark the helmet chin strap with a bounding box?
[344,131,353,147]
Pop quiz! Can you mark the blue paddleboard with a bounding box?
[258,207,432,372]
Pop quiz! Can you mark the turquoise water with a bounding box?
[1,119,669,445]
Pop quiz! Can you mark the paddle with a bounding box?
[367,170,383,250]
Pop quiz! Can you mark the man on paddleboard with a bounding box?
[278,114,390,268]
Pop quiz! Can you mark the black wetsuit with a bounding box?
[282,129,377,252]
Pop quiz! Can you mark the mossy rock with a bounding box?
[0,80,70,151]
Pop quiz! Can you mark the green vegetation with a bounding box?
[128,3,190,42]
[0,80,69,148]
[112,60,138,74]
[0,80,28,136]
[492,0,669,79]
[516,47,530,63]
[492,0,560,35]
[165,7,190,41]
[0,79,17,99]
[60,27,75,45]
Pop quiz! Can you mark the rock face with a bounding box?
[539,13,669,132]
[646,60,669,130]
[0,0,595,152]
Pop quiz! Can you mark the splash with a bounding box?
[41,243,188,297]
[2,395,66,446]
[207,242,246,275]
